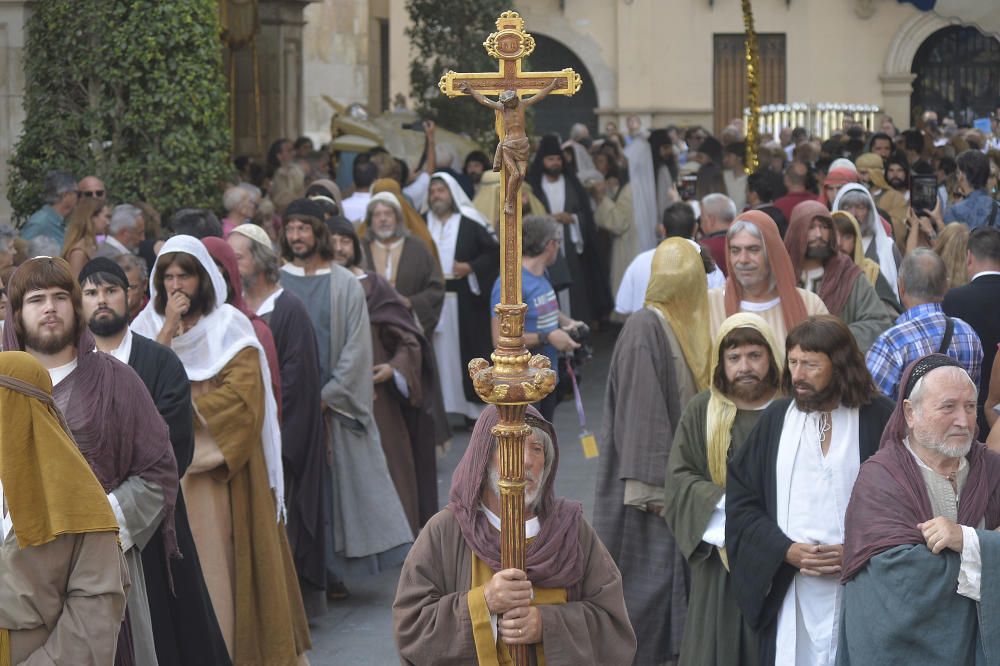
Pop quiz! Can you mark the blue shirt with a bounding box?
[20,205,66,246]
[943,189,997,230]
[866,302,983,401]
[491,267,560,382]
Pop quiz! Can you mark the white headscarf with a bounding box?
[430,171,490,228]
[131,235,286,520]
[624,134,659,253]
[832,183,899,299]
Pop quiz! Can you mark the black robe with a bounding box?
[129,332,231,666]
[527,169,612,323]
[724,395,895,666]
[260,290,328,613]
[434,214,499,403]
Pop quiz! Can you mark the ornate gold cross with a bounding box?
[439,11,580,665]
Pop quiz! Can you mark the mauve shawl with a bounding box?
[723,210,809,332]
[447,405,585,590]
[2,325,179,560]
[841,354,1000,582]
[202,237,282,412]
[784,200,862,317]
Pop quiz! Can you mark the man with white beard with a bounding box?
[839,355,1000,665]
[424,173,498,423]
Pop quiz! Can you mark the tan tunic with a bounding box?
[708,287,828,343]
[183,347,310,666]
[1,529,127,665]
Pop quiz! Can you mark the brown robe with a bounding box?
[2,530,127,665]
[361,236,444,340]
[392,509,636,665]
[372,319,423,534]
[183,347,310,666]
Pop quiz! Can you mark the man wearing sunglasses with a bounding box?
[77,175,107,202]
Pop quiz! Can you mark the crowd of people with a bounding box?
[0,105,999,665]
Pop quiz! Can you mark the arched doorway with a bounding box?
[527,34,598,139]
[911,26,1000,125]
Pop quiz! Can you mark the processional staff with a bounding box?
[438,10,581,666]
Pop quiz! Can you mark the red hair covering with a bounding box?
[841,355,1000,581]
[784,200,863,316]
[724,210,809,332]
[202,237,282,413]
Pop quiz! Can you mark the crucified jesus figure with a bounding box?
[459,79,559,215]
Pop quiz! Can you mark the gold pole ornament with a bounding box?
[742,0,760,175]
[439,11,579,665]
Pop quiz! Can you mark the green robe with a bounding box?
[838,532,1000,665]
[836,274,894,353]
[663,390,763,666]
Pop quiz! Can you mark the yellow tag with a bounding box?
[580,431,598,459]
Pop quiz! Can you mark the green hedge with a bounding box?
[8,0,231,222]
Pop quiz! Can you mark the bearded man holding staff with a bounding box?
[392,406,636,665]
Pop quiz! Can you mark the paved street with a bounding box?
[307,327,618,665]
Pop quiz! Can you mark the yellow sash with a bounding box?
[467,551,567,666]
[0,628,10,666]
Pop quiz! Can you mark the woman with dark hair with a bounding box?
[266,137,294,176]
[649,129,680,216]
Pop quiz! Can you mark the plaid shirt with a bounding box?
[866,302,982,401]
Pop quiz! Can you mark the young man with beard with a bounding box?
[277,200,413,592]
[838,355,1000,664]
[130,237,310,664]
[3,257,179,666]
[78,256,231,666]
[874,151,911,246]
[664,313,783,666]
[725,315,895,666]
[784,201,892,352]
[424,173,498,422]
[393,406,636,664]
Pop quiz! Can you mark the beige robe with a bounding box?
[183,347,310,666]
[594,182,637,299]
[393,510,637,665]
[1,529,127,665]
[708,287,828,342]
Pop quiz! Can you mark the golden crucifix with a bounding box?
[439,10,580,665]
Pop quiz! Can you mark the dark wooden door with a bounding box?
[713,33,786,136]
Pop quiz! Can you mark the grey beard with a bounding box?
[374,228,402,242]
[489,465,543,512]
